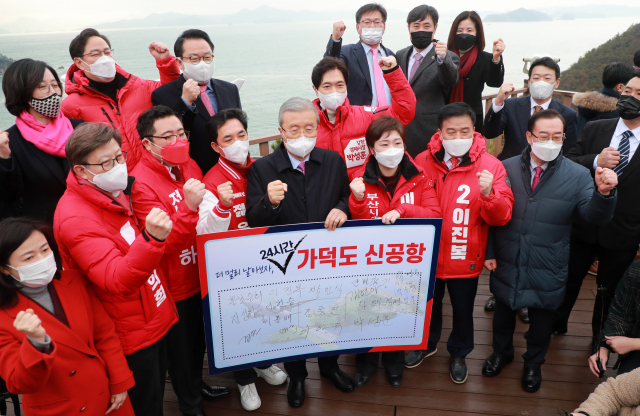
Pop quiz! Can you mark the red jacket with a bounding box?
[349,153,441,220]
[131,151,203,301]
[0,271,135,416]
[315,65,416,179]
[54,172,178,355]
[61,58,180,168]
[202,156,253,230]
[414,132,514,279]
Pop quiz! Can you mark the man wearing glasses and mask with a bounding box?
[152,29,242,175]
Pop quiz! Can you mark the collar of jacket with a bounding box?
[273,142,324,173]
[573,89,620,114]
[600,87,621,99]
[362,152,420,186]
[139,149,180,183]
[314,98,345,129]
[428,131,486,168]
[66,170,136,213]
[64,62,132,97]
[518,145,563,182]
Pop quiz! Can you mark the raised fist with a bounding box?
[14,309,46,342]
[378,56,397,71]
[146,207,172,241]
[217,181,233,207]
[476,170,494,197]
[495,83,515,107]
[182,78,200,106]
[332,21,347,41]
[267,180,287,208]
[492,38,505,61]
[350,177,366,201]
[183,178,206,211]
[435,41,447,61]
[148,41,171,60]
[595,167,617,196]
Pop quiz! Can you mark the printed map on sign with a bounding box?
[197,219,441,373]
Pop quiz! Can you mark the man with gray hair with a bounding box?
[246,96,353,408]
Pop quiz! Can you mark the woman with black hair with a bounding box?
[0,59,84,223]
[0,217,135,416]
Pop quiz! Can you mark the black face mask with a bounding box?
[410,31,433,50]
[455,34,476,51]
[617,95,640,120]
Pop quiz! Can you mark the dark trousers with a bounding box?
[493,300,553,368]
[234,365,271,386]
[284,356,340,382]
[618,350,640,375]
[555,238,637,340]
[428,277,479,357]
[166,293,206,416]
[126,336,167,416]
[355,351,405,377]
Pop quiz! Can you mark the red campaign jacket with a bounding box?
[202,156,253,230]
[349,152,441,220]
[54,172,178,355]
[0,271,135,416]
[130,151,203,301]
[61,58,180,168]
[414,132,514,279]
[315,65,416,179]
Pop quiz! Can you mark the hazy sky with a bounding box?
[2,0,639,24]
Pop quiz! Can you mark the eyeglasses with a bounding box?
[281,127,318,138]
[38,82,62,94]
[147,131,190,145]
[530,132,565,143]
[84,152,127,172]
[180,54,214,65]
[359,19,385,27]
[83,48,114,59]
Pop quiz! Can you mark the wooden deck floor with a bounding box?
[3,271,614,416]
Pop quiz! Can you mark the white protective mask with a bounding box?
[375,147,404,169]
[441,138,473,157]
[222,140,250,165]
[181,60,215,84]
[7,252,57,288]
[318,91,347,111]
[284,136,316,159]
[82,55,117,81]
[360,27,384,45]
[84,162,129,194]
[529,81,555,100]
[531,140,562,162]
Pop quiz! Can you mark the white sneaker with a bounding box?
[238,383,261,411]
[255,365,287,385]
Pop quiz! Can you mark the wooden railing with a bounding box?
[249,86,577,158]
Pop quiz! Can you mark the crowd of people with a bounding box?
[0,2,639,416]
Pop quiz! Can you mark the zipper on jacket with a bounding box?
[101,108,118,130]
[108,101,121,116]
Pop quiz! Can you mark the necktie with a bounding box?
[371,48,387,108]
[171,166,185,184]
[614,130,633,176]
[533,105,543,114]
[199,85,215,117]
[298,161,305,175]
[409,53,424,82]
[449,157,459,170]
[531,166,543,191]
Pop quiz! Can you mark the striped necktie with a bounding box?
[613,130,634,176]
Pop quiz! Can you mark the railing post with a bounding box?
[259,142,270,157]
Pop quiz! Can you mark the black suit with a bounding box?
[151,75,241,174]
[0,119,84,224]
[325,37,395,106]
[556,118,639,342]
[246,143,350,380]
[458,52,504,134]
[483,96,578,160]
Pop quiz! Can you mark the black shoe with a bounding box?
[200,385,230,401]
[552,323,568,335]
[287,380,305,408]
[354,372,370,388]
[482,353,513,377]
[521,365,542,393]
[404,347,437,368]
[450,356,468,384]
[518,307,530,324]
[320,369,355,393]
[484,295,496,311]
[385,371,402,388]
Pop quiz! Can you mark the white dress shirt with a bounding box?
[592,118,640,170]
[361,42,392,107]
[492,94,553,114]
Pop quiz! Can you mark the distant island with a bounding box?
[557,14,575,21]
[561,23,640,92]
[0,53,14,76]
[484,8,553,22]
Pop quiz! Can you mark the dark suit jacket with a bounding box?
[459,51,504,133]
[151,75,241,174]
[246,143,350,227]
[484,96,578,161]
[396,45,460,158]
[325,36,395,106]
[0,119,84,224]
[567,118,640,250]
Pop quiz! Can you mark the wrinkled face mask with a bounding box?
[410,31,433,50]
[441,137,473,157]
[455,34,476,51]
[30,93,62,118]
[360,27,384,45]
[221,139,250,165]
[84,162,129,193]
[617,95,640,120]
[81,55,117,81]
[318,91,347,111]
[283,135,316,158]
[529,81,556,100]
[147,139,191,166]
[531,140,562,162]
[7,252,57,288]
[374,146,404,168]
[181,60,215,84]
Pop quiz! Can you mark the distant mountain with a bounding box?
[561,23,640,92]
[0,28,9,34]
[0,17,64,33]
[0,53,14,76]
[538,5,640,19]
[557,14,575,21]
[484,8,552,22]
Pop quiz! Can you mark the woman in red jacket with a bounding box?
[348,116,441,388]
[0,217,135,416]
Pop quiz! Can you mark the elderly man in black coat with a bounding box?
[246,97,353,408]
[482,109,618,393]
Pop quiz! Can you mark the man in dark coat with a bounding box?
[246,97,353,408]
[152,29,241,174]
[482,109,618,393]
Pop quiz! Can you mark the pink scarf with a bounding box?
[15,110,74,158]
